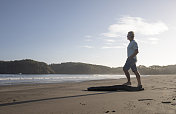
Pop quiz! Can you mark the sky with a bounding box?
[0,0,176,67]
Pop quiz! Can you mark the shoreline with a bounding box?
[0,75,176,114]
[0,74,174,86]
[0,74,129,86]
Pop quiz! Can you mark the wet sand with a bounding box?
[0,75,176,114]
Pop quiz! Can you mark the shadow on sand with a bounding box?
[0,85,144,107]
[0,91,115,107]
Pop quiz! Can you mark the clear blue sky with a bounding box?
[0,0,176,67]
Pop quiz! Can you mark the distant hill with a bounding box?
[0,59,176,75]
[0,59,54,74]
[137,65,176,75]
[50,62,115,74]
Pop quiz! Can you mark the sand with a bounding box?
[0,75,176,114]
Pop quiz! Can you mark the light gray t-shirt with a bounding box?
[127,40,138,60]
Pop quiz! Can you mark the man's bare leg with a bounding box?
[134,71,142,86]
[123,69,131,85]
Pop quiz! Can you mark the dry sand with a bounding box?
[0,75,176,114]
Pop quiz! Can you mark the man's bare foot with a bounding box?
[137,85,142,88]
[123,82,131,86]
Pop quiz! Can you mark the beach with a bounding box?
[0,75,176,114]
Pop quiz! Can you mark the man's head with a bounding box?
[127,31,134,41]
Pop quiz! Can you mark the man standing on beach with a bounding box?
[123,31,142,88]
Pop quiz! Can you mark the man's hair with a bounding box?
[128,31,134,38]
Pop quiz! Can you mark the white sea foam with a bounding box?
[0,74,145,85]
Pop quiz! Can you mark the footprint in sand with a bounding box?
[105,110,116,113]
[80,103,86,106]
[161,101,171,104]
[171,103,176,106]
[13,99,16,102]
[138,99,153,101]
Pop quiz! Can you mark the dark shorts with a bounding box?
[123,58,137,72]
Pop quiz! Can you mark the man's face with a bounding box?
[127,33,132,40]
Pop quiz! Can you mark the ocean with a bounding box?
[0,74,144,85]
